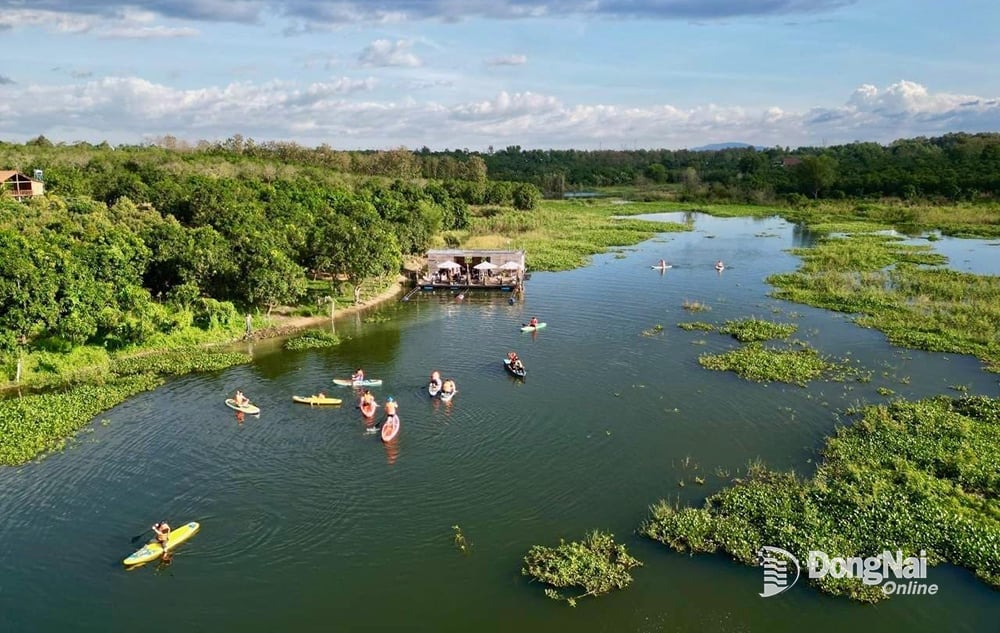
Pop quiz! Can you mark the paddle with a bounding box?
[130,527,152,543]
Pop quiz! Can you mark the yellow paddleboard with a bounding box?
[123,521,200,566]
[292,395,343,406]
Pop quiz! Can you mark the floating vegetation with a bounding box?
[0,376,162,466]
[677,321,716,332]
[284,330,342,350]
[452,525,470,555]
[522,531,642,607]
[362,313,392,324]
[640,395,1000,602]
[719,318,798,342]
[950,384,969,393]
[768,232,1000,372]
[698,342,847,386]
[877,386,895,396]
[112,350,252,377]
[682,300,712,312]
[641,324,665,337]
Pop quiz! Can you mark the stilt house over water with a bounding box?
[420,249,526,290]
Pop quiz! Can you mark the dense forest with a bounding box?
[0,143,541,364]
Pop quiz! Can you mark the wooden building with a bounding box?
[0,171,45,199]
[418,249,526,291]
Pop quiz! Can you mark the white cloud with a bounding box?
[485,54,528,66]
[99,25,199,38]
[0,78,996,150]
[0,1,855,28]
[358,39,421,68]
[0,7,198,38]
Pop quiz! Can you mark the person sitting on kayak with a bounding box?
[512,358,525,372]
[442,379,456,394]
[507,351,518,362]
[429,371,443,390]
[317,391,326,399]
[351,369,365,383]
[360,389,376,407]
[528,317,539,328]
[152,521,171,557]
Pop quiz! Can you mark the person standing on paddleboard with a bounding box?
[152,521,171,558]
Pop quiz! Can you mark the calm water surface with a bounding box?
[1,213,997,632]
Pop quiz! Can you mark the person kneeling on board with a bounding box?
[382,396,399,427]
[152,521,171,558]
[528,316,539,328]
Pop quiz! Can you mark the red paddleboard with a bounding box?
[381,415,400,442]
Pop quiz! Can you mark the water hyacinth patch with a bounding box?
[640,396,1000,602]
[284,330,342,351]
[719,318,798,342]
[522,531,642,606]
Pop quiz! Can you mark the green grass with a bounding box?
[768,233,1000,371]
[458,199,692,271]
[640,395,1000,602]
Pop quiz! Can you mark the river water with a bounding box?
[1,213,997,632]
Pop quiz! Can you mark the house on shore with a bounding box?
[1,171,45,199]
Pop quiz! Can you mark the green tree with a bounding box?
[512,183,541,210]
[796,155,839,198]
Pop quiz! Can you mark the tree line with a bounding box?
[481,133,1000,202]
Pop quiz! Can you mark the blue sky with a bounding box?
[1,0,998,149]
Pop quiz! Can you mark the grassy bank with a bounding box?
[447,199,691,271]
[640,395,1000,602]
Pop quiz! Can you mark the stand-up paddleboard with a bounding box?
[292,395,343,406]
[428,381,442,397]
[123,522,200,567]
[440,389,457,402]
[333,378,383,387]
[503,358,526,378]
[520,322,547,332]
[651,264,673,269]
[360,400,378,418]
[381,415,400,442]
[225,399,260,415]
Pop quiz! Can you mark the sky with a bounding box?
[0,0,998,150]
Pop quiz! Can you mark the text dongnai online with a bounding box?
[808,550,938,595]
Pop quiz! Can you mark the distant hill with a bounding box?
[689,142,764,151]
